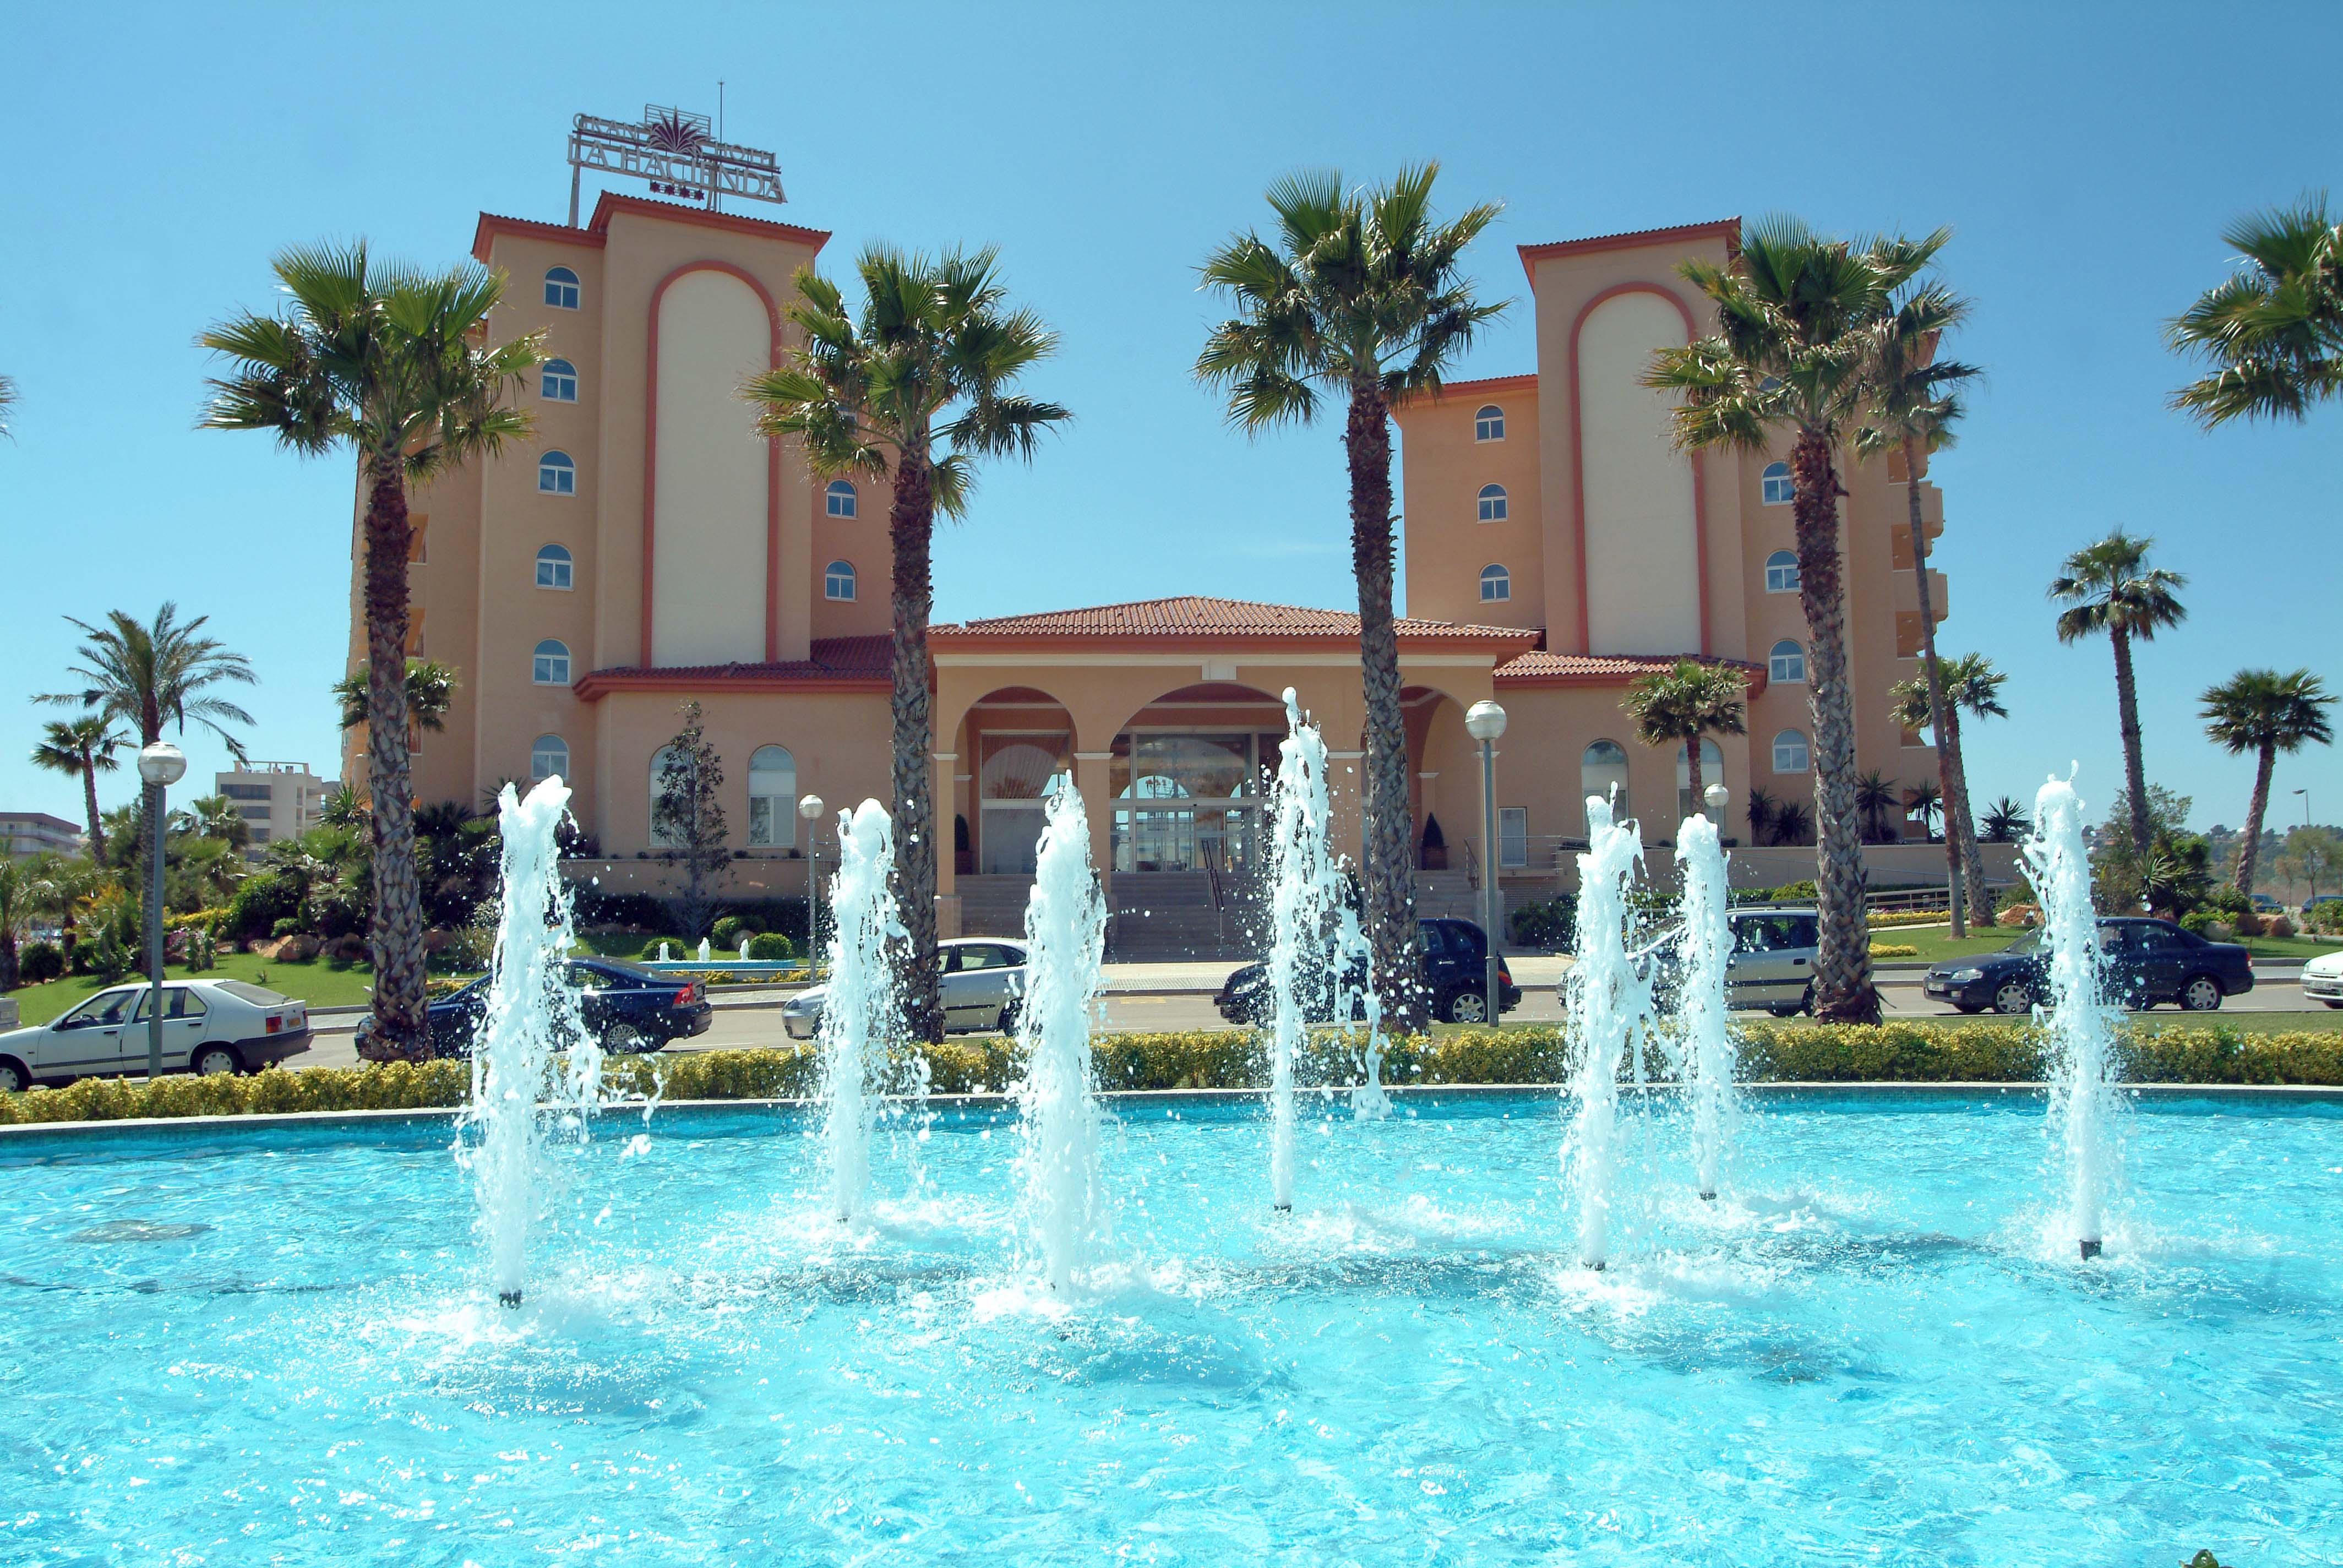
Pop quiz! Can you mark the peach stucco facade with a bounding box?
[350,199,1952,943]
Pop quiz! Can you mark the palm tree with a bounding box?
[1886,650,2007,933]
[2169,197,2343,426]
[175,794,252,851]
[1902,778,1944,840]
[1855,770,1900,843]
[1980,796,2031,845]
[1195,165,1505,1030]
[1645,218,1941,1022]
[30,714,123,862]
[0,372,16,441]
[2199,668,2334,897]
[1856,275,1986,932]
[1620,660,1747,820]
[200,242,543,1060]
[335,658,457,736]
[743,246,1066,1042]
[2049,530,2187,867]
[0,856,55,990]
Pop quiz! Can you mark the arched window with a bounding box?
[1675,738,1725,822]
[1581,740,1629,833]
[544,266,580,309]
[1476,483,1508,522]
[825,480,857,518]
[529,734,569,782]
[1764,549,1801,594]
[1479,564,1511,602]
[1474,405,1505,442]
[535,543,573,590]
[538,450,575,495]
[541,358,578,401]
[1769,639,1807,684]
[824,559,857,601]
[1773,729,1811,774]
[531,639,570,685]
[1761,460,1793,505]
[746,745,797,848]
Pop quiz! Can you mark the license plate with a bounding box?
[1924,979,1946,994]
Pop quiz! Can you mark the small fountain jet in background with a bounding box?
[1672,813,1740,1202]
[1015,775,1108,1292]
[1563,793,1651,1271]
[458,775,604,1309]
[2027,771,2124,1261]
[818,801,903,1226]
[1264,690,1341,1210]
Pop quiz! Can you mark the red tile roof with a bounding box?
[572,636,890,699]
[1496,649,1767,695]
[1516,217,1742,279]
[473,192,831,264]
[933,596,1535,647]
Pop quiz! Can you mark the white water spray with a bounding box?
[457,776,603,1308]
[818,800,902,1224]
[1562,794,1650,1270]
[2026,772,2123,1259]
[1674,814,1739,1201]
[1014,775,1108,1292]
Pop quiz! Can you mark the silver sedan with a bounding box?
[782,939,1028,1039]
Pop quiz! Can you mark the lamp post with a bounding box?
[799,793,826,977]
[2296,790,2315,912]
[1464,700,1507,1026]
[137,742,187,1080]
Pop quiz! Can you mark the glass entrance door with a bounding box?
[1109,732,1274,874]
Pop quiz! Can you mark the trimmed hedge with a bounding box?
[2,1022,2338,1127]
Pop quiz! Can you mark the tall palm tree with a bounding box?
[31,714,124,862]
[1886,650,2006,934]
[38,604,255,994]
[2049,530,2187,866]
[0,372,16,441]
[2169,197,2343,426]
[1647,219,1945,1022]
[1195,165,1505,1029]
[1856,275,1986,932]
[1980,796,2031,845]
[1620,660,1747,820]
[2199,668,2334,897]
[743,246,1066,1042]
[335,658,457,736]
[200,242,543,1059]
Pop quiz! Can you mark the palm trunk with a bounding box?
[2111,628,2152,864]
[2236,741,2276,897]
[360,452,429,1059]
[1347,382,1424,1032]
[889,448,944,1044]
[1685,736,1705,817]
[1900,438,1967,938]
[80,751,107,864]
[1943,721,1993,930]
[1790,430,1877,1023]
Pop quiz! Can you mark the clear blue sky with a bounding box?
[3,1,2336,839]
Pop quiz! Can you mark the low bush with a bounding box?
[1868,909,1949,929]
[1868,943,1920,958]
[711,913,759,949]
[746,932,796,961]
[226,873,300,943]
[17,940,66,984]
[1508,896,1576,951]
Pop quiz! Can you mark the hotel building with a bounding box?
[351,197,1953,952]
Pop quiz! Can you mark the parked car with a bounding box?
[1645,906,1824,1017]
[356,957,712,1061]
[782,939,1029,1040]
[1922,918,2253,1014]
[2302,949,2343,1010]
[0,978,312,1093]
[2304,895,2343,922]
[1214,918,1520,1026]
[2250,894,2284,913]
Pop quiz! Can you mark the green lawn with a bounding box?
[5,952,386,1027]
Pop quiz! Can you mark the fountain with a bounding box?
[2026,771,2123,1260]
[817,799,903,1224]
[1263,691,1332,1209]
[1561,793,1650,1271]
[698,937,712,964]
[1013,774,1108,1292]
[455,775,603,1308]
[739,935,752,962]
[1673,813,1739,1201]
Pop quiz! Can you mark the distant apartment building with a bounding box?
[214,762,334,852]
[0,812,84,859]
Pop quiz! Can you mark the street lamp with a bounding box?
[1703,782,1729,821]
[137,742,187,1080]
[1464,700,1507,1026]
[799,794,826,977]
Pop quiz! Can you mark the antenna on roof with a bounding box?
[565,101,784,226]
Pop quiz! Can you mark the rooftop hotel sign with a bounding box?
[566,105,787,224]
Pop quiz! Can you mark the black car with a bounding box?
[356,958,715,1060]
[1214,917,1522,1026]
[1922,917,2254,1015]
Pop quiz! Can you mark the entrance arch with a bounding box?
[955,687,1075,877]
[1105,683,1286,878]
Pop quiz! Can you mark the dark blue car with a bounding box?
[1214,917,1521,1025]
[1922,917,2253,1015]
[357,958,713,1060]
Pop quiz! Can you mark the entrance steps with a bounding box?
[1107,871,1262,962]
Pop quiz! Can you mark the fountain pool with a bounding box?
[4,1090,2338,1563]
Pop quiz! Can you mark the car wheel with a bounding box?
[998,1000,1022,1035]
[2324,1000,2343,1011]
[1767,1004,1802,1018]
[192,1045,241,1077]
[1992,978,2035,1015]
[0,1057,29,1095]
[1443,988,1491,1025]
[2179,975,2224,1013]
[603,1022,648,1054]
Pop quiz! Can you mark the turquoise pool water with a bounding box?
[3,1090,2337,1565]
